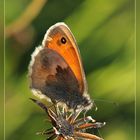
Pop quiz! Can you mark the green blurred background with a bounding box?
[2,0,135,139]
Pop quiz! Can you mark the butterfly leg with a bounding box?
[73,116,95,126]
[68,109,82,124]
[62,105,68,119]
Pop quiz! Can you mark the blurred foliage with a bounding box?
[136,1,139,140]
[2,0,135,140]
[0,0,4,140]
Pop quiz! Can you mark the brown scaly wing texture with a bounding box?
[29,47,90,109]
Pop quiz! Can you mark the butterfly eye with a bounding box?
[60,37,67,44]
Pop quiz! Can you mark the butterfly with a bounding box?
[28,22,93,111]
[29,23,105,140]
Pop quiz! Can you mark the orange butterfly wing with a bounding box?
[42,23,87,95]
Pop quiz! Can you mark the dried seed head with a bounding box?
[30,98,105,140]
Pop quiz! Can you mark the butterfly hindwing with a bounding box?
[29,47,90,109]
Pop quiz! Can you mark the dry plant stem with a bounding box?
[74,132,103,140]
[57,137,64,140]
[6,0,47,38]
[43,129,54,135]
[30,98,105,140]
[77,123,97,130]
[47,134,57,140]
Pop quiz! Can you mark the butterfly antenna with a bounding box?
[96,127,104,140]
[92,100,98,111]
[94,99,119,107]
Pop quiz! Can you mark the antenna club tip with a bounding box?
[87,116,96,122]
[103,122,106,126]
[36,132,42,135]
[95,106,98,111]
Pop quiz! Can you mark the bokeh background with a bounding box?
[2,0,135,140]
[0,0,4,140]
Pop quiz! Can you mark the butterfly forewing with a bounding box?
[42,23,88,95]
